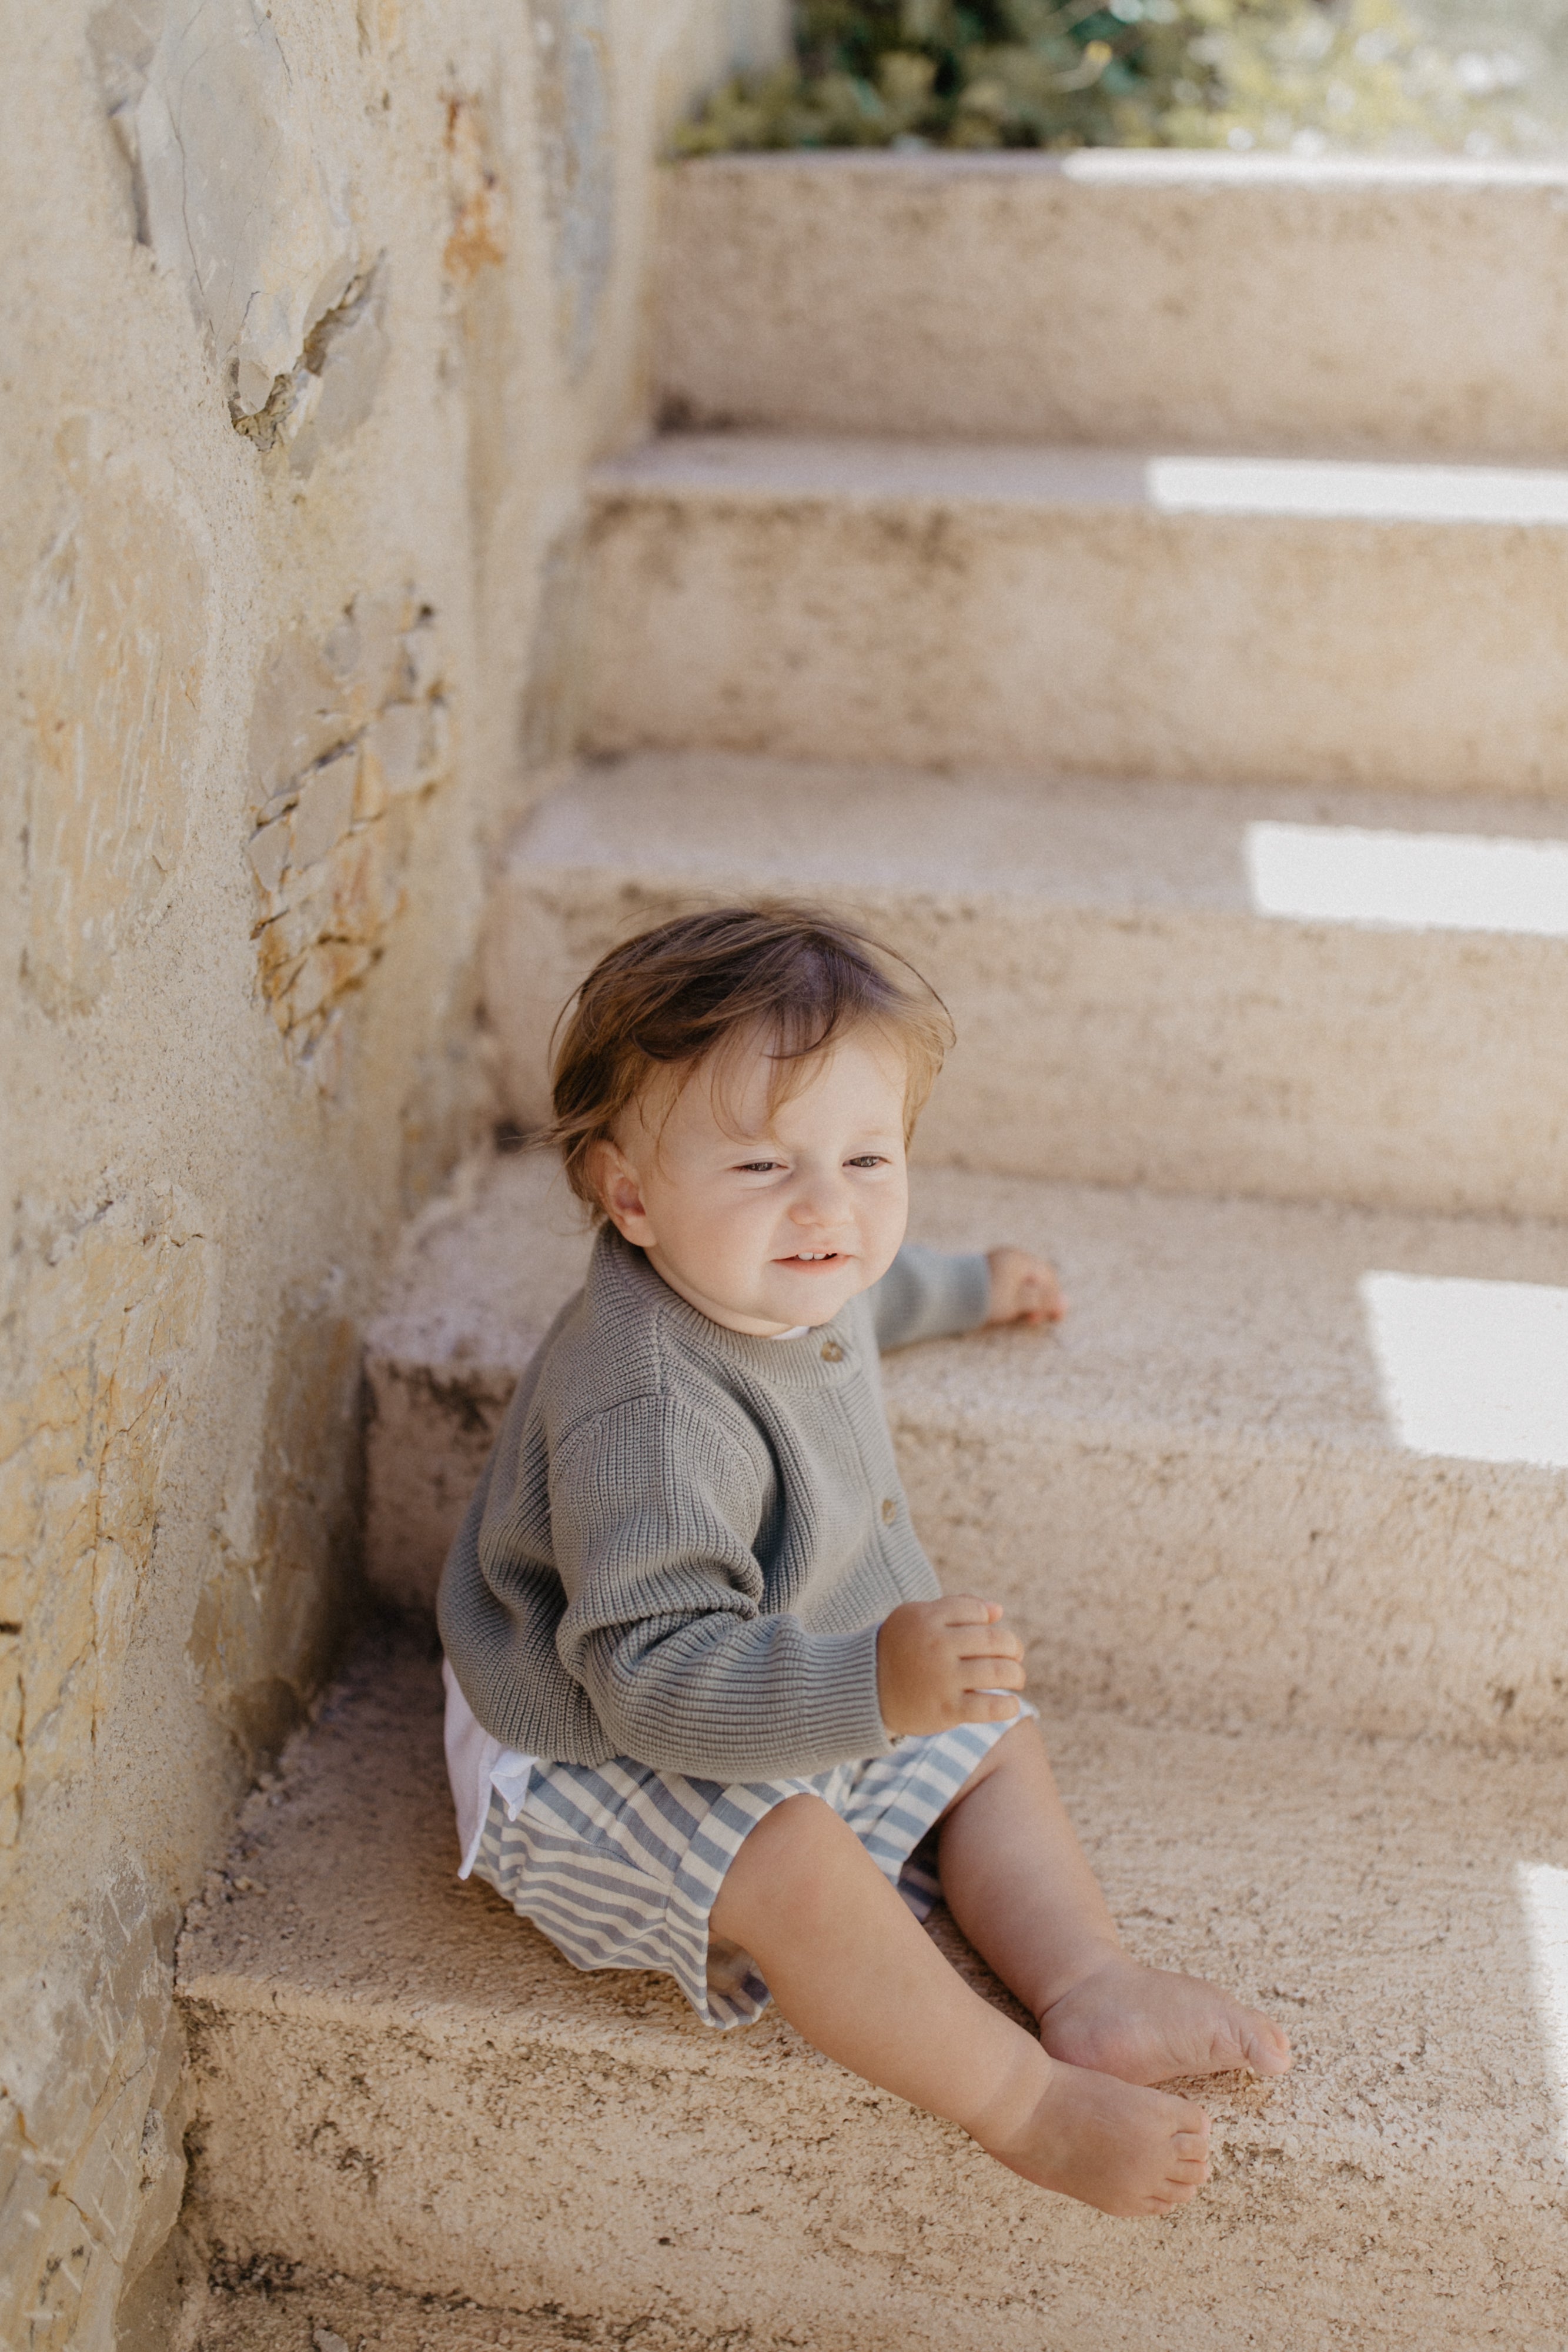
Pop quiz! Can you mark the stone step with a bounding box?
[583,433,1568,798]
[655,153,1568,461]
[365,1152,1568,1753]
[482,752,1568,1221]
[178,1632,1568,2352]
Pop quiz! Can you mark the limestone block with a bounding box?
[244,599,450,1080]
[0,1873,183,2352]
[248,593,419,816]
[19,425,211,1016]
[253,826,402,1052]
[359,700,446,801]
[0,1195,218,1840]
[287,751,361,872]
[90,0,357,416]
[245,817,291,899]
[279,269,392,475]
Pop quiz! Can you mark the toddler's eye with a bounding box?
[846,1154,889,1168]
[735,1160,783,1174]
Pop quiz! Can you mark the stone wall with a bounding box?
[0,4,784,2344]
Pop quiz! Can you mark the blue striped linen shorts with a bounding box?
[471,1704,1035,2029]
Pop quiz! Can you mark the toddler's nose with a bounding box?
[788,1187,847,1232]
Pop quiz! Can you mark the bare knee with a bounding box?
[937,1714,1049,1825]
[710,1793,864,1944]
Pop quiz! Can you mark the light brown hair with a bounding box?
[542,904,954,1217]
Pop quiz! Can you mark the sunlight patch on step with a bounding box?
[1518,1863,1568,2153]
[1245,824,1568,936]
[1360,1274,1568,1467]
[1146,455,1568,526]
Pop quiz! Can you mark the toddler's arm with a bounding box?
[870,1240,1066,1352]
[549,1396,892,1782]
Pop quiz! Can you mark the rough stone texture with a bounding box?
[0,3,781,2344]
[654,153,1568,460]
[244,591,452,1085]
[483,753,1568,1220]
[18,420,213,1018]
[178,1632,1568,2350]
[0,1193,219,1842]
[584,433,1568,799]
[363,1151,1568,1752]
[89,0,360,422]
[196,2267,724,2350]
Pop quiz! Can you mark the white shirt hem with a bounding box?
[443,1656,539,1879]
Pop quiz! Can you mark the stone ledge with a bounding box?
[656,154,1568,458]
[583,436,1568,797]
[179,1631,1568,2351]
[484,751,1568,1218]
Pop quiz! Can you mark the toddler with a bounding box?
[439,906,1290,2218]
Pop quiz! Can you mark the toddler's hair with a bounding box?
[544,904,954,1215]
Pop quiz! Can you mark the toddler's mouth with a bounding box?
[777,1251,844,1266]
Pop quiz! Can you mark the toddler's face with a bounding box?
[594,1025,911,1335]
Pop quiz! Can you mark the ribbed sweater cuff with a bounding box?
[945,1250,994,1335]
[803,1619,895,1765]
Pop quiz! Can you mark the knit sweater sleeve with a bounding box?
[869,1241,992,1352]
[549,1393,894,1780]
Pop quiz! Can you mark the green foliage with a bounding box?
[676,0,1497,155]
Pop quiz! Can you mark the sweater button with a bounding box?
[820,1339,843,1362]
[881,1497,897,1524]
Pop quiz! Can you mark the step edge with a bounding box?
[175,1968,1567,2190]
[660,151,1568,193]
[368,1328,1568,1483]
[493,848,1568,947]
[588,441,1568,530]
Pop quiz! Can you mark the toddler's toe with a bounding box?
[1240,2010,1293,2077]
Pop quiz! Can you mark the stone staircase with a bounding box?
[180,155,1568,2350]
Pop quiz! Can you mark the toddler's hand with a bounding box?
[877,1596,1026,1738]
[986,1244,1066,1327]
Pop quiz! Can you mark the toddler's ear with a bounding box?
[593,1141,655,1244]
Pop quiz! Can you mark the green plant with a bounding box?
[676,0,1497,154]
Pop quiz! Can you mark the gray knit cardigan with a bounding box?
[437,1224,991,1780]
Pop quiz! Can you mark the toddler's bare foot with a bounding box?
[974,2054,1212,2218]
[1040,1953,1292,2087]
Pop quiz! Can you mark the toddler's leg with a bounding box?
[709,1792,1211,2217]
[935,1720,1292,2086]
